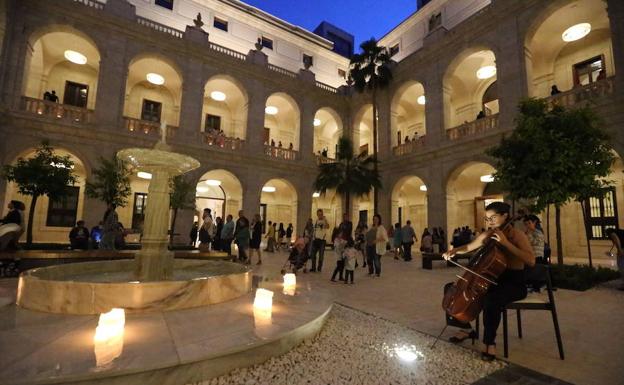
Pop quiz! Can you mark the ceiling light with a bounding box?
[146,73,165,85]
[312,192,320,198]
[419,185,427,191]
[480,174,494,183]
[417,95,426,105]
[265,106,278,115]
[205,179,221,186]
[262,186,276,192]
[562,23,591,42]
[137,172,152,180]
[313,118,321,127]
[210,91,226,101]
[64,50,87,65]
[196,186,209,193]
[476,66,496,80]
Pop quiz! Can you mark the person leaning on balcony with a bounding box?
[605,228,624,291]
[289,142,293,150]
[49,90,58,103]
[551,85,561,96]
[404,135,410,143]
[476,110,486,120]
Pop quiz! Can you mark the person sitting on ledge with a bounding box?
[69,220,90,250]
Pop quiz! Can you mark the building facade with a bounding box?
[0,0,623,262]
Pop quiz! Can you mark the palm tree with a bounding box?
[349,38,393,214]
[314,137,382,220]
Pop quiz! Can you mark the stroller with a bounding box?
[281,236,309,275]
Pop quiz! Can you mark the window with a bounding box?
[63,81,88,108]
[338,69,346,78]
[132,193,148,231]
[584,187,618,239]
[261,36,273,50]
[213,17,228,32]
[303,54,313,68]
[389,44,399,57]
[205,114,221,132]
[155,0,173,10]
[573,55,606,86]
[46,186,79,227]
[141,99,161,122]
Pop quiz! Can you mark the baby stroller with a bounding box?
[281,236,309,275]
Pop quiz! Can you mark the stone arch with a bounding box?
[391,175,428,232]
[201,74,249,140]
[313,106,344,158]
[390,80,427,147]
[264,92,301,151]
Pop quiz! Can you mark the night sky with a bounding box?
[242,0,417,50]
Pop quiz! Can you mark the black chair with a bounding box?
[502,264,564,359]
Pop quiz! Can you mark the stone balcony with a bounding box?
[21,96,94,125]
[316,155,335,164]
[123,117,178,138]
[547,76,615,108]
[201,131,245,151]
[264,145,298,161]
[446,114,499,141]
[392,135,426,156]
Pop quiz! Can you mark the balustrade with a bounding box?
[547,77,615,108]
[264,145,298,161]
[201,131,245,150]
[21,97,94,124]
[446,114,499,141]
[392,136,426,156]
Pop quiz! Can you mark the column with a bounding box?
[423,69,445,146]
[244,80,268,155]
[296,181,313,238]
[0,7,29,108]
[426,166,447,235]
[376,91,392,161]
[377,172,392,229]
[607,0,624,94]
[298,98,315,163]
[177,60,207,142]
[242,172,262,219]
[94,36,130,130]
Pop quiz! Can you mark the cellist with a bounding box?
[442,202,535,361]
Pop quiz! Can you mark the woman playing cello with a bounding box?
[442,202,535,361]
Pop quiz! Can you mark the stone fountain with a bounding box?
[16,127,252,314]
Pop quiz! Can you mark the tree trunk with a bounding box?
[169,208,178,246]
[579,201,593,268]
[372,89,379,215]
[26,195,38,246]
[555,205,563,265]
[345,192,351,224]
[546,204,551,245]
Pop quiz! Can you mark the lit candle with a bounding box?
[93,308,125,366]
[283,273,296,296]
[253,288,273,318]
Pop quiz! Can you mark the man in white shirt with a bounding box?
[309,209,328,272]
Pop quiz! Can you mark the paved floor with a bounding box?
[250,250,624,385]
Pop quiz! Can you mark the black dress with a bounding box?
[250,222,262,249]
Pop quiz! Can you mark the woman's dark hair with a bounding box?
[395,222,400,229]
[373,214,382,224]
[524,214,540,224]
[422,228,430,237]
[485,201,511,216]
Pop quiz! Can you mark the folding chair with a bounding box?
[502,264,564,359]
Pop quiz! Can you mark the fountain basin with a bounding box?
[16,260,251,315]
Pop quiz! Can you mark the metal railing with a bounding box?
[136,16,184,39]
[209,42,246,61]
[315,81,338,94]
[446,114,499,141]
[73,0,104,10]
[268,64,297,78]
[124,117,177,136]
[547,77,615,108]
[202,131,245,150]
[264,145,298,161]
[392,136,426,156]
[21,96,94,124]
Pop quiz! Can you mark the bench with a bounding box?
[421,252,471,270]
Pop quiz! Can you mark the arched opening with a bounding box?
[194,170,243,223]
[313,107,343,160]
[260,179,298,241]
[446,162,501,237]
[264,93,300,160]
[123,55,183,134]
[443,49,498,133]
[525,0,613,99]
[391,176,428,233]
[201,75,248,150]
[22,28,100,121]
[353,104,374,156]
[391,81,426,154]
[312,188,343,238]
[2,148,88,244]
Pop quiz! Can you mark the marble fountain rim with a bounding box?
[16,259,253,315]
[116,148,200,174]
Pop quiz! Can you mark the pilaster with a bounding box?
[177,60,207,142]
[94,36,130,130]
[244,81,268,155]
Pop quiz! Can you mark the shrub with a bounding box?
[550,264,620,291]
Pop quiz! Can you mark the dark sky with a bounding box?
[242,0,417,50]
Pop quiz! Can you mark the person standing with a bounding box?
[343,238,359,284]
[337,213,353,240]
[420,228,433,253]
[392,223,402,260]
[277,223,286,251]
[214,216,224,251]
[249,214,263,265]
[189,221,199,247]
[234,210,250,263]
[367,214,388,277]
[69,220,89,250]
[401,220,417,261]
[264,221,275,252]
[221,215,235,257]
[309,209,329,272]
[605,228,624,291]
[100,204,119,250]
[286,223,294,245]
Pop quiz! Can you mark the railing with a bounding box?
[268,64,297,78]
[209,42,247,61]
[315,81,338,94]
[124,117,177,136]
[201,131,245,150]
[446,114,499,141]
[21,97,94,124]
[547,77,615,108]
[393,136,426,156]
[265,145,298,161]
[316,154,335,164]
[136,16,184,39]
[73,0,104,10]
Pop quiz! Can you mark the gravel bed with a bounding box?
[189,304,505,385]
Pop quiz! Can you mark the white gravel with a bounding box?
[188,304,505,385]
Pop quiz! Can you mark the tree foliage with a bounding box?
[168,175,196,245]
[314,137,382,217]
[487,98,614,264]
[2,141,77,244]
[85,155,132,208]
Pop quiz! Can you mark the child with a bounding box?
[343,238,359,284]
[330,236,346,282]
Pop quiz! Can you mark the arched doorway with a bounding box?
[391,176,428,233]
[201,75,248,149]
[391,81,426,153]
[312,188,343,238]
[194,170,243,222]
[260,179,298,241]
[313,107,343,159]
[264,93,300,160]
